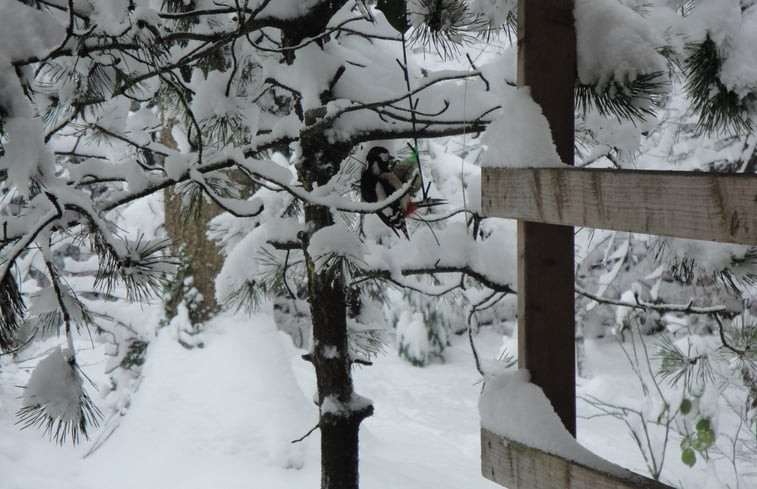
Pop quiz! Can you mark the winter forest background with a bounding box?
[0,0,756,488]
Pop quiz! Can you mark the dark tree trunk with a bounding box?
[300,141,371,489]
[320,411,363,489]
[301,158,373,489]
[282,4,372,487]
[308,268,372,489]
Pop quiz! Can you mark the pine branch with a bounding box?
[575,72,668,124]
[321,69,493,124]
[358,273,463,297]
[16,392,102,445]
[246,16,369,53]
[223,279,266,314]
[468,291,510,326]
[683,37,754,135]
[655,333,715,388]
[408,0,490,59]
[42,257,93,336]
[350,121,491,145]
[96,235,176,303]
[16,348,103,445]
[0,273,25,351]
[90,123,170,157]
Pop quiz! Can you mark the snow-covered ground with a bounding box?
[0,308,750,488]
[0,310,500,489]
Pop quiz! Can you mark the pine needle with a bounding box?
[683,37,753,135]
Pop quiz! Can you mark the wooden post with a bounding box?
[517,0,576,434]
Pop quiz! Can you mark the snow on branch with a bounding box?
[356,265,515,295]
[16,347,102,445]
[575,286,727,316]
[354,222,517,294]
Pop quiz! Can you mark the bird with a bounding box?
[360,146,442,239]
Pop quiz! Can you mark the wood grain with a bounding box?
[515,0,577,436]
[481,429,674,489]
[483,167,757,245]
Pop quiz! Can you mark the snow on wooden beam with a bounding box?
[482,167,757,245]
[481,429,674,489]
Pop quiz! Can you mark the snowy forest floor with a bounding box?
[0,307,748,488]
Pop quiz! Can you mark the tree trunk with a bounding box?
[320,412,363,489]
[282,3,371,487]
[298,128,371,487]
[163,188,224,324]
[303,183,373,489]
[308,266,371,489]
[160,122,223,326]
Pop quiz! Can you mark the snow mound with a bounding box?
[82,313,316,488]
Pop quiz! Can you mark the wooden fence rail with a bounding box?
[481,429,674,489]
[483,167,757,245]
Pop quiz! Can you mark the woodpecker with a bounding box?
[360,146,441,239]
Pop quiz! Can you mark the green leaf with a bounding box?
[681,448,696,467]
[680,398,692,415]
[694,429,716,451]
[695,418,711,432]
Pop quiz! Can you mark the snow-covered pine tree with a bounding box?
[0,1,513,487]
[2,0,757,488]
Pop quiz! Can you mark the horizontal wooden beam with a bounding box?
[481,429,674,489]
[482,167,757,245]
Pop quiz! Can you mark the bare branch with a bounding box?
[575,286,726,315]
[713,313,748,356]
[291,423,320,444]
[356,266,515,294]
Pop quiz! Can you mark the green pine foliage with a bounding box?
[408,0,492,58]
[575,72,669,124]
[684,37,754,135]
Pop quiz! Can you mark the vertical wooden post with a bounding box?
[516,0,576,435]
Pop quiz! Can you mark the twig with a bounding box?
[396,31,427,200]
[713,313,748,356]
[282,249,297,300]
[189,170,264,218]
[465,53,490,91]
[468,325,484,376]
[90,124,170,157]
[291,422,320,444]
[468,291,508,326]
[247,17,365,53]
[225,37,240,98]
